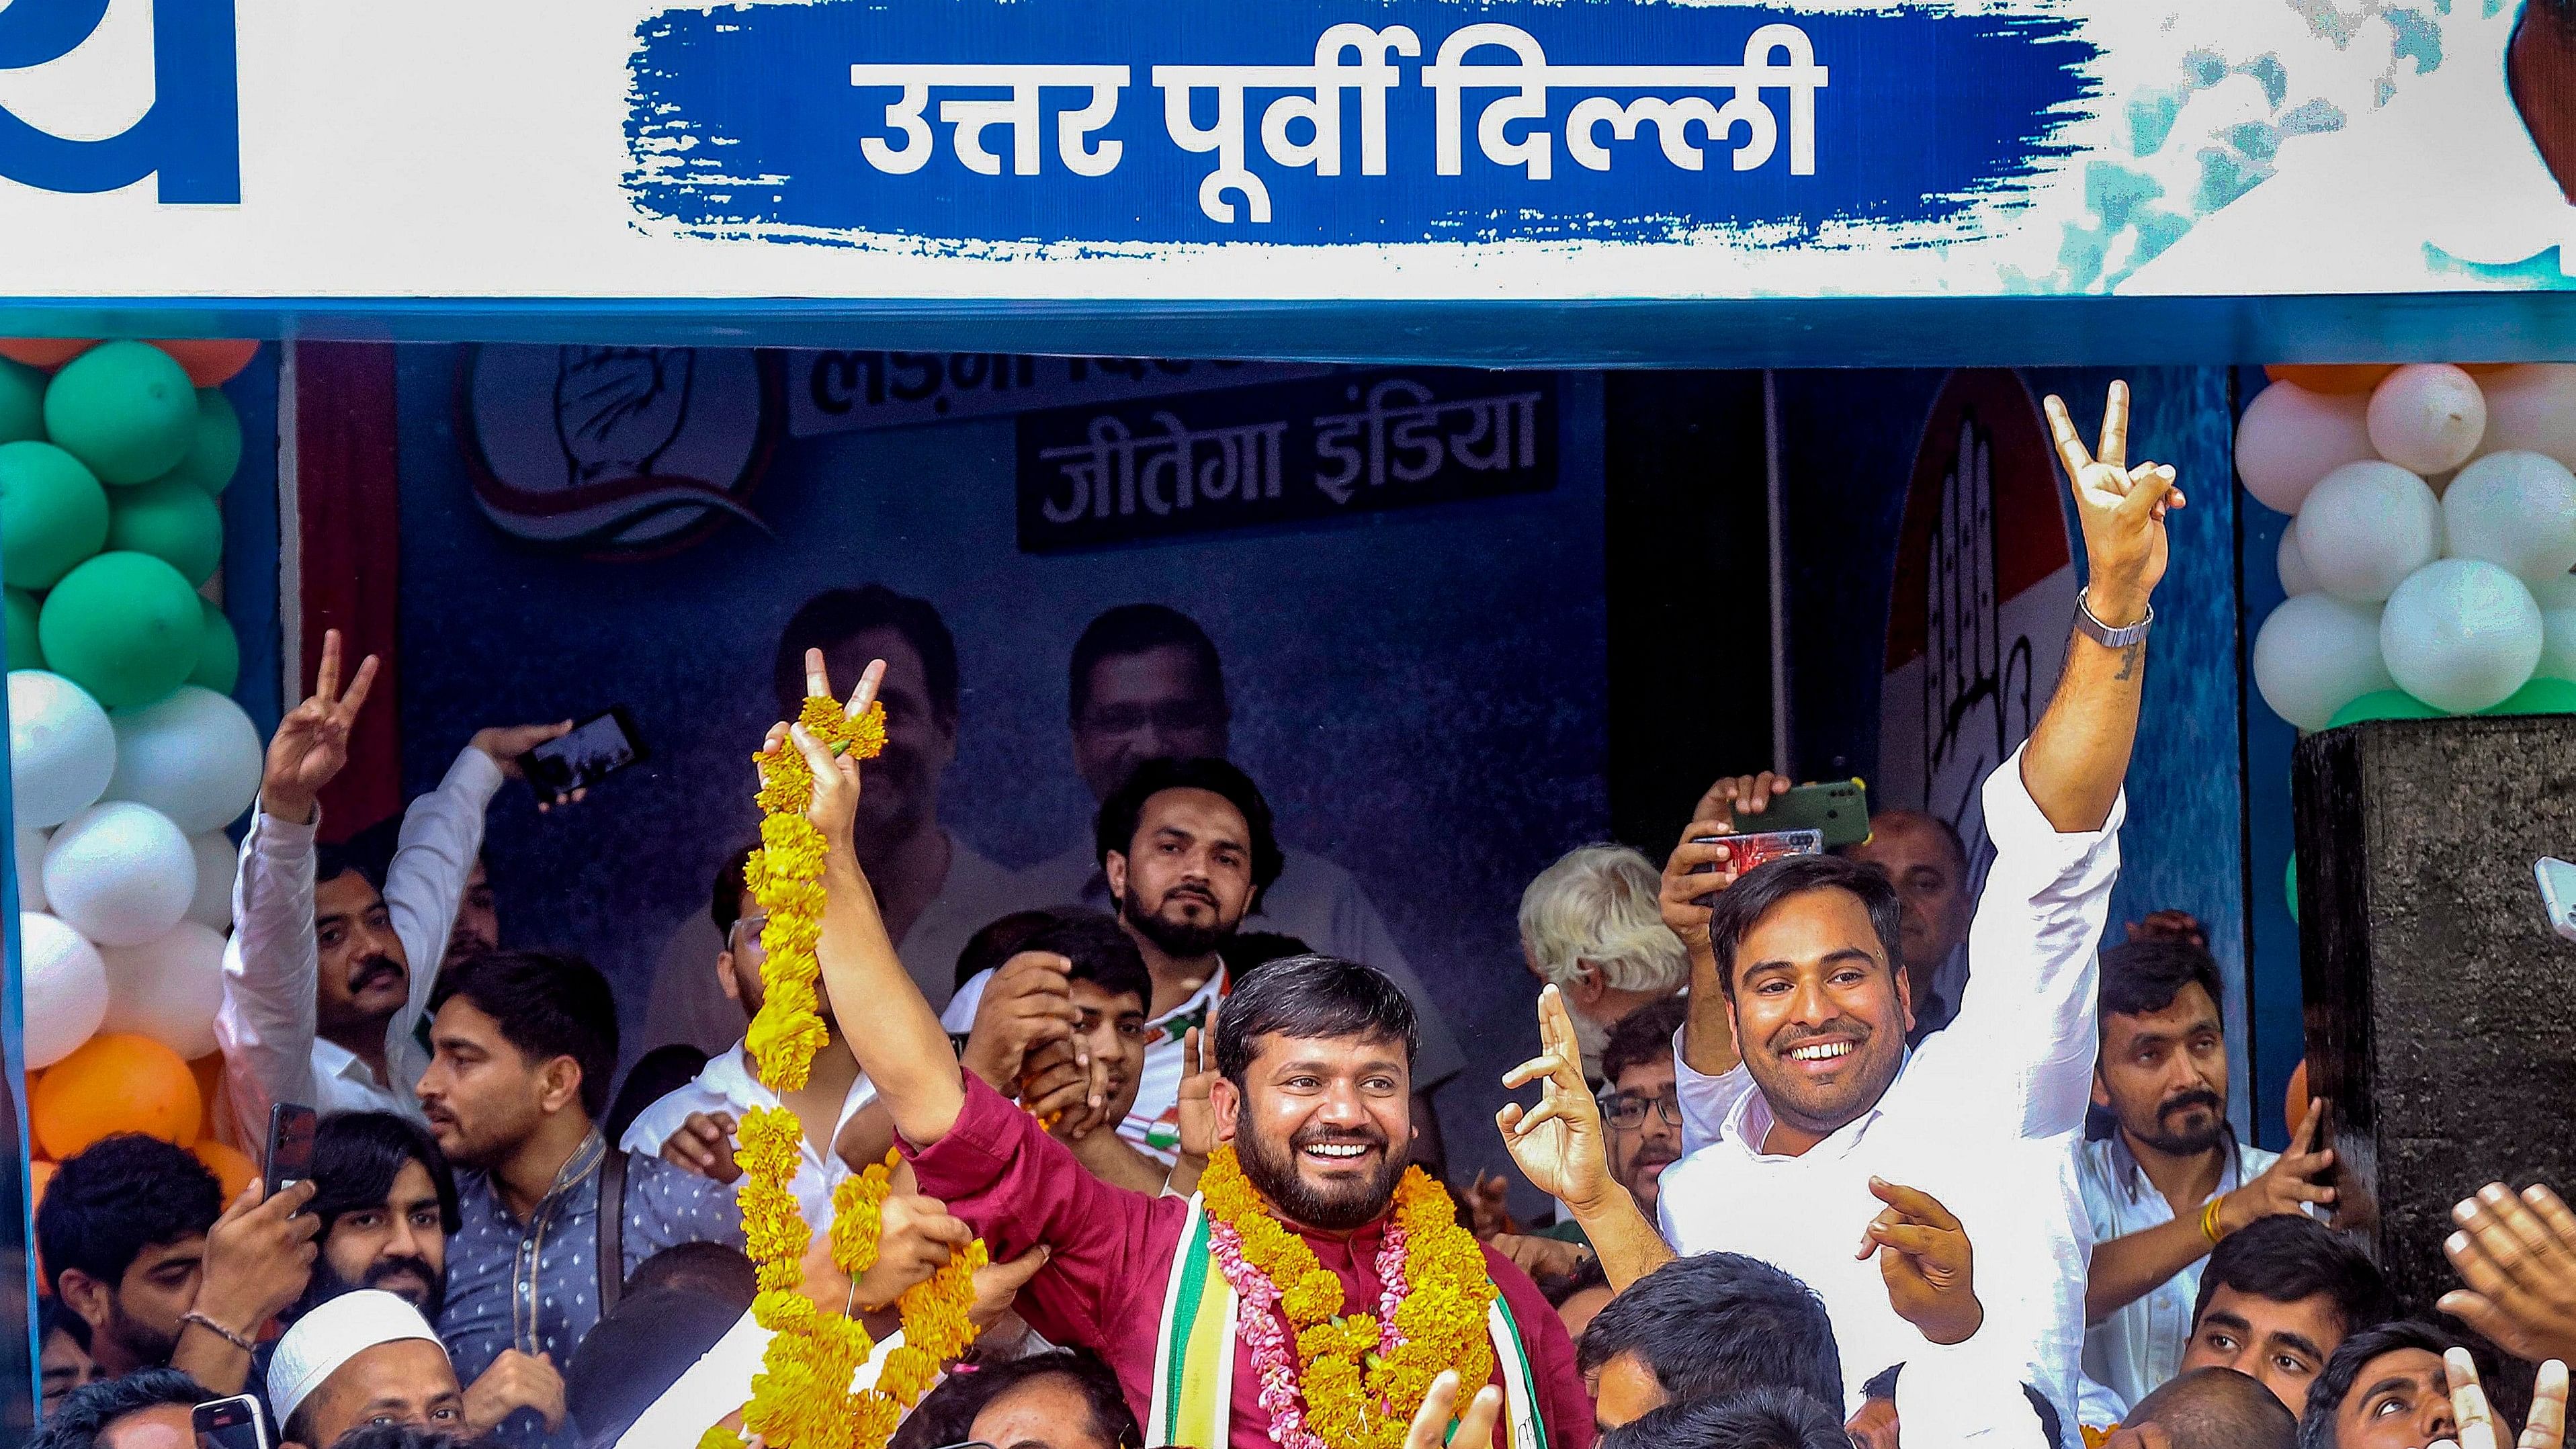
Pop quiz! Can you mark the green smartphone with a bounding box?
[1752,779,1873,848]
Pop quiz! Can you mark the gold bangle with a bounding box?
[2200,1196,2227,1247]
[181,1311,256,1354]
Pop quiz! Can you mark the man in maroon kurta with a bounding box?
[907,1068,1596,1449]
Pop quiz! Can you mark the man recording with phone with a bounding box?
[214,629,583,1149]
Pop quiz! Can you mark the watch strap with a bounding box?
[2075,588,2153,648]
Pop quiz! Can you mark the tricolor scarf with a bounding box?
[1147,1193,1547,1449]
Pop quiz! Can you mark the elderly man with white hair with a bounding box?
[1518,843,1690,1077]
[268,1290,467,1449]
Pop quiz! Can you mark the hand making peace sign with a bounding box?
[1497,984,1617,1219]
[259,628,380,824]
[2043,380,2186,627]
[767,648,886,852]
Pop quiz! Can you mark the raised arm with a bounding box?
[793,652,975,1148]
[1499,985,1674,1290]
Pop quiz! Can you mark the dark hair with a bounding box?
[337,813,405,889]
[2298,1319,2469,1449]
[956,908,1076,992]
[1576,1252,1843,1411]
[310,1111,460,1239]
[1023,911,1151,1012]
[2100,936,2227,1030]
[1600,1387,1850,1449]
[37,1134,224,1297]
[2130,1366,2298,1449]
[773,585,958,723]
[565,1286,748,1449]
[40,1291,91,1352]
[28,1367,209,1449]
[429,950,620,1119]
[1214,955,1418,1086]
[626,1242,758,1310]
[1539,1254,1609,1309]
[2192,1215,2395,1346]
[605,1045,713,1150]
[892,1348,1143,1449]
[327,1427,503,1449]
[314,839,386,895]
[1217,932,1312,984]
[1705,854,1904,1000]
[1092,756,1285,897]
[709,843,757,936]
[1600,997,1688,1086]
[1068,603,1226,724]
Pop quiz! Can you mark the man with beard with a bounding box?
[216,628,576,1147]
[1597,997,1688,1221]
[416,951,741,1449]
[295,1112,565,1440]
[1578,384,2182,1434]
[38,1134,318,1397]
[2081,937,2335,1411]
[644,586,1023,1051]
[777,662,1594,1449]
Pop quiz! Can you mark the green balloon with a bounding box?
[2483,676,2576,716]
[44,341,198,486]
[5,586,40,670]
[2284,852,2299,923]
[155,388,243,495]
[105,477,222,586]
[2327,690,2447,728]
[0,357,44,445]
[189,597,238,693]
[0,439,108,589]
[36,551,205,708]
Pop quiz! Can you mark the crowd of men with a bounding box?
[29,383,2576,1449]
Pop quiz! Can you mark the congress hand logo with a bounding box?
[0,0,239,202]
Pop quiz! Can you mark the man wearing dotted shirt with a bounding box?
[417,951,742,1449]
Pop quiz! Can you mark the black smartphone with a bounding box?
[524,707,647,804]
[264,1102,318,1201]
[194,1394,272,1449]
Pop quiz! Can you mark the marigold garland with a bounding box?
[700,693,990,1449]
[1199,1144,1500,1449]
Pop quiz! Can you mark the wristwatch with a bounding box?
[2074,588,2154,648]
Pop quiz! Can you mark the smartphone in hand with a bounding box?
[523,707,647,805]
[265,1102,318,1202]
[195,1394,272,1449]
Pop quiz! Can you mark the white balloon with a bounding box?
[42,801,197,947]
[103,686,264,835]
[2542,607,2576,684]
[2367,364,2488,476]
[9,670,114,829]
[2297,462,2444,603]
[96,920,227,1060]
[2381,560,2544,713]
[2237,382,2377,515]
[20,912,108,1069]
[187,830,237,931]
[2442,451,2576,586]
[2473,364,2576,470]
[2253,594,2395,730]
[2278,519,2319,597]
[15,826,47,914]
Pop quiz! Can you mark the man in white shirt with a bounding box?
[2080,935,2333,1413]
[212,629,572,1149]
[642,585,1025,1052]
[1008,603,1467,1092]
[621,844,881,1227]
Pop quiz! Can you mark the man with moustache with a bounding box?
[216,629,576,1147]
[642,585,1023,1050]
[1598,998,1688,1221]
[774,660,1594,1449]
[292,1112,565,1440]
[1574,384,2182,1432]
[2081,937,2337,1411]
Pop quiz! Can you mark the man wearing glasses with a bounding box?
[1597,997,1689,1221]
[620,845,882,1225]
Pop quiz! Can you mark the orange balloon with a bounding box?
[2264,365,2397,396]
[30,1159,54,1292]
[2285,1059,2310,1132]
[147,339,259,387]
[188,1052,225,1135]
[0,339,95,370]
[32,1033,202,1159]
[192,1139,257,1200]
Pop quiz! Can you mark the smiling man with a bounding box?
[780,652,1594,1449]
[1626,382,2185,1428]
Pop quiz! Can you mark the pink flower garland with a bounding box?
[1206,1217,1418,1449]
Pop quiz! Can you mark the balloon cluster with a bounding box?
[2246,364,2576,732]
[5,337,262,1188]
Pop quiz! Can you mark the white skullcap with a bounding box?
[266,1289,447,1431]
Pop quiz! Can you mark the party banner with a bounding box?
[0,1,2565,301]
